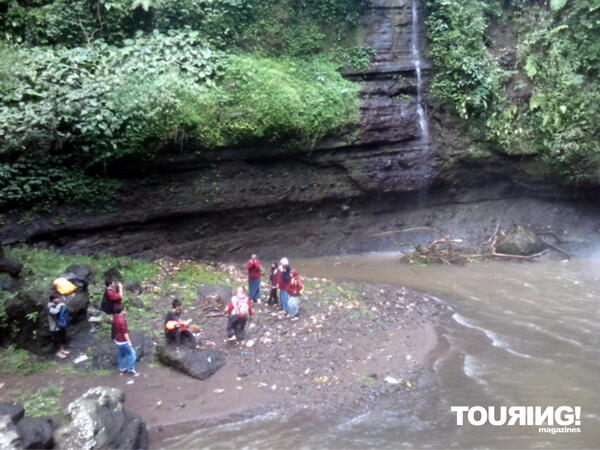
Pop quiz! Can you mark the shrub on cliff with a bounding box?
[426,0,600,183]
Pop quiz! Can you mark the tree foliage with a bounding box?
[0,0,369,207]
[426,0,600,183]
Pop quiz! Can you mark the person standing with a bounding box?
[278,258,292,316]
[287,269,304,319]
[112,304,138,375]
[47,294,69,359]
[267,262,279,307]
[103,280,123,314]
[246,254,262,303]
[225,286,253,342]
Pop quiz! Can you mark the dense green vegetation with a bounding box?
[426,0,600,182]
[0,0,368,207]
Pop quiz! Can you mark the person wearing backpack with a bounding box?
[112,304,138,375]
[225,286,253,342]
[102,279,123,314]
[47,294,69,359]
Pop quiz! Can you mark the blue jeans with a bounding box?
[288,296,300,318]
[280,290,289,313]
[248,277,260,301]
[115,342,136,372]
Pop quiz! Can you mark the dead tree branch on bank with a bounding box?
[371,222,562,265]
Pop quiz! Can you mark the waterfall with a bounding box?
[410,0,430,187]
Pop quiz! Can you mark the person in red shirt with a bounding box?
[278,258,291,315]
[112,304,138,375]
[225,286,253,342]
[104,280,123,314]
[245,254,262,303]
[287,270,304,319]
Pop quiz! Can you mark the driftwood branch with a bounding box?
[490,249,549,261]
[368,227,448,240]
[539,239,571,259]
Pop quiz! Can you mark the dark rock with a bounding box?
[53,387,148,450]
[63,291,90,320]
[64,264,94,289]
[157,346,225,380]
[127,294,144,308]
[103,267,123,283]
[0,415,20,449]
[91,330,154,370]
[16,417,54,449]
[5,289,45,327]
[0,277,19,292]
[197,285,232,303]
[0,404,24,424]
[118,412,148,450]
[124,281,142,294]
[0,257,22,278]
[496,227,546,255]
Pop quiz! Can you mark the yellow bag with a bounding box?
[53,277,76,295]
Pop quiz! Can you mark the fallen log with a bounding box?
[490,249,549,261]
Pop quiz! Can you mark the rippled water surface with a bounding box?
[163,253,600,449]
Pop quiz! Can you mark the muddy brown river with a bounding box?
[162,253,600,449]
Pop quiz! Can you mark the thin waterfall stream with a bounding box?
[410,0,431,193]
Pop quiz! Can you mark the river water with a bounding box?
[163,253,600,449]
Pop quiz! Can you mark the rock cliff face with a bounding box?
[2,0,596,260]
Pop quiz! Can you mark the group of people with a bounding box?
[46,253,305,374]
[248,255,304,318]
[225,254,305,342]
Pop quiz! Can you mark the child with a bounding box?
[287,270,304,319]
[47,294,69,359]
[225,286,253,342]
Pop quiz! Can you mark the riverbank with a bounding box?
[0,254,443,448]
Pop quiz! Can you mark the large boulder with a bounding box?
[53,387,147,450]
[63,291,90,320]
[91,330,154,370]
[157,346,225,380]
[0,277,19,292]
[496,227,546,255]
[0,404,24,424]
[16,417,54,449]
[64,264,94,289]
[0,415,20,450]
[0,257,22,278]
